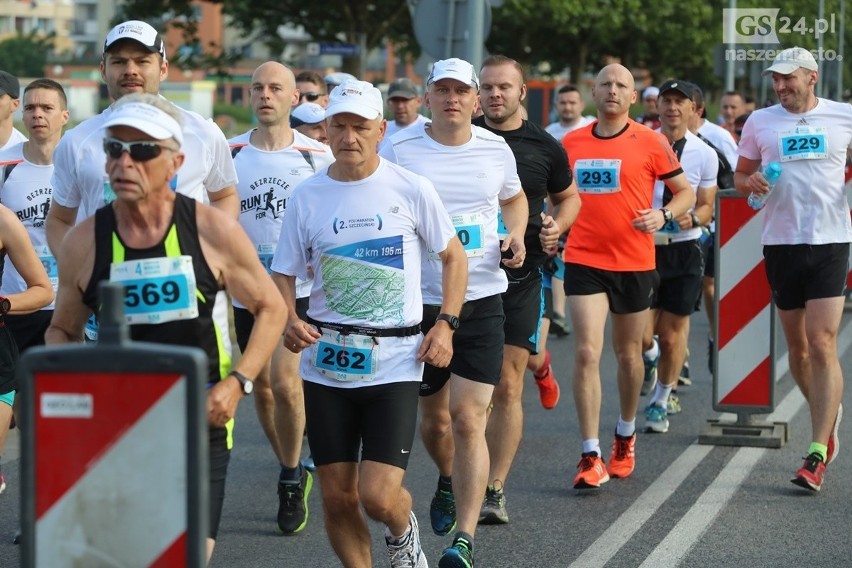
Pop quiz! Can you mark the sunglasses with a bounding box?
[103,137,176,162]
[300,92,323,102]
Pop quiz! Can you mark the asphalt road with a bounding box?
[2,311,851,567]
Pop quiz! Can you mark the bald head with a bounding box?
[592,64,637,118]
[250,61,298,127]
[251,61,296,88]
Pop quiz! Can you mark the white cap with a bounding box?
[103,101,183,146]
[104,20,166,59]
[427,58,479,90]
[325,81,384,120]
[763,46,818,76]
[291,102,326,127]
[643,86,660,99]
[325,72,358,87]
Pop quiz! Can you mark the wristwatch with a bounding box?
[690,213,702,228]
[229,370,254,395]
[436,313,460,330]
[660,208,673,222]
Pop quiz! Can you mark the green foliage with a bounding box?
[0,31,55,77]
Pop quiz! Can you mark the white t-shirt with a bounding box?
[698,119,739,171]
[0,143,56,308]
[380,122,523,303]
[1,127,27,151]
[271,158,456,388]
[545,116,593,142]
[379,114,430,153]
[738,98,852,245]
[228,129,334,305]
[652,130,718,243]
[51,101,238,219]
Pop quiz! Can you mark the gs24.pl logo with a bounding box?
[723,9,838,44]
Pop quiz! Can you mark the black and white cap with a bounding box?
[104,20,166,60]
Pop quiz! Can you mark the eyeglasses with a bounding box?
[103,137,176,162]
[300,92,323,102]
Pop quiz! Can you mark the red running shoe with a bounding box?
[607,433,636,479]
[791,453,826,492]
[573,453,609,489]
[533,350,560,409]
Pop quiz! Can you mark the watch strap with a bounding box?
[229,370,253,394]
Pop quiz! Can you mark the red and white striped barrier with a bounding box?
[714,195,775,411]
[32,371,193,567]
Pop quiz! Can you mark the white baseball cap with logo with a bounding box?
[427,58,479,90]
[103,99,184,146]
[104,20,167,60]
[325,81,384,120]
[762,46,818,76]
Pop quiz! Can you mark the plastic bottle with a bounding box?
[747,161,782,210]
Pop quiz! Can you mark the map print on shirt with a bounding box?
[321,234,405,326]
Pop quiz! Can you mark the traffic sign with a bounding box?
[18,284,209,567]
[413,0,492,61]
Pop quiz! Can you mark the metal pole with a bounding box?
[465,0,484,70]
[725,0,736,91]
[817,0,824,97]
[444,0,457,59]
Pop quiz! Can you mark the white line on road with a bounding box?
[570,316,852,568]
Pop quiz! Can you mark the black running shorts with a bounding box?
[563,263,659,314]
[651,239,704,316]
[502,268,544,354]
[763,243,849,310]
[420,294,505,396]
[303,380,420,469]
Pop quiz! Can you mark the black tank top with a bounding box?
[83,194,226,385]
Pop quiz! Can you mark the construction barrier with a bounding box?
[18,283,209,567]
[700,191,786,447]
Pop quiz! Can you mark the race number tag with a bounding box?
[429,212,485,259]
[110,256,198,324]
[312,329,378,382]
[257,243,275,274]
[778,127,828,162]
[574,159,621,193]
[37,245,58,292]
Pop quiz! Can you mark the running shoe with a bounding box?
[277,468,313,534]
[641,340,660,396]
[533,350,560,410]
[550,315,570,337]
[666,392,682,415]
[478,482,508,525]
[429,489,456,536]
[645,403,669,433]
[827,403,842,466]
[573,452,609,489]
[0,471,5,494]
[386,511,428,568]
[438,536,474,568]
[791,452,826,492]
[678,350,692,386]
[607,433,636,478]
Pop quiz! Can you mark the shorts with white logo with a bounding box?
[420,294,505,396]
[303,379,420,469]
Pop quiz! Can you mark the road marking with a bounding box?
[570,316,852,568]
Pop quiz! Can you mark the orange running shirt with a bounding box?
[562,120,682,271]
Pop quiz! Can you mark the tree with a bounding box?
[118,0,416,74]
[0,31,55,77]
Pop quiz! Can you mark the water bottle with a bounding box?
[747,161,782,210]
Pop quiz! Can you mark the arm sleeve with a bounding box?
[416,176,457,254]
[547,142,573,194]
[737,118,761,161]
[498,144,523,200]
[271,194,311,281]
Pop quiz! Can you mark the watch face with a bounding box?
[244,380,254,395]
